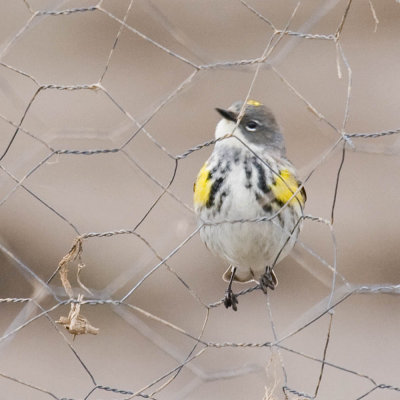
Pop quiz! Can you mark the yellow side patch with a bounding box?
[271,169,305,206]
[193,163,212,206]
[247,99,262,107]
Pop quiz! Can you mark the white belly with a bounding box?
[195,143,304,283]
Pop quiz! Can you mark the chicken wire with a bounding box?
[0,0,400,399]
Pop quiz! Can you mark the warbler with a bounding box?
[193,100,306,311]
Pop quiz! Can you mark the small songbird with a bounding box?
[193,100,306,310]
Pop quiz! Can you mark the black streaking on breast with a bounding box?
[206,177,224,208]
[252,158,270,194]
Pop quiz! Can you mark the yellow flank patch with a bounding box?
[247,99,262,107]
[271,169,305,206]
[194,163,212,206]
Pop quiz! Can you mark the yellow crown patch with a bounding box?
[247,99,262,107]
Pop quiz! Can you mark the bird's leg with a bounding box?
[260,266,278,294]
[224,266,238,311]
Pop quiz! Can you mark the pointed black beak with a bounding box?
[215,108,238,122]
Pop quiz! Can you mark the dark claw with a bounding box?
[260,266,277,294]
[223,265,239,311]
[224,290,238,311]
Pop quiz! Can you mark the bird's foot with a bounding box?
[224,265,238,311]
[260,266,277,294]
[224,288,238,311]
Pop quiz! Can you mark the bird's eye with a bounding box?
[245,120,259,132]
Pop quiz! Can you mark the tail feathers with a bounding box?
[222,266,254,283]
[222,265,279,287]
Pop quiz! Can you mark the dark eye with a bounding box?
[245,120,259,132]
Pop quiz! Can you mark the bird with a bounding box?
[193,100,306,311]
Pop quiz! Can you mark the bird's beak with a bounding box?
[215,108,238,122]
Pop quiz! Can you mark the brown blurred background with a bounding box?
[0,0,399,399]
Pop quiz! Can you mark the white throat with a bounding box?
[215,119,239,139]
[214,118,285,158]
[214,118,256,152]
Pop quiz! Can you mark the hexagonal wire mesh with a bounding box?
[1,0,400,399]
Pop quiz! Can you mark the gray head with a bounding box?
[215,100,286,157]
